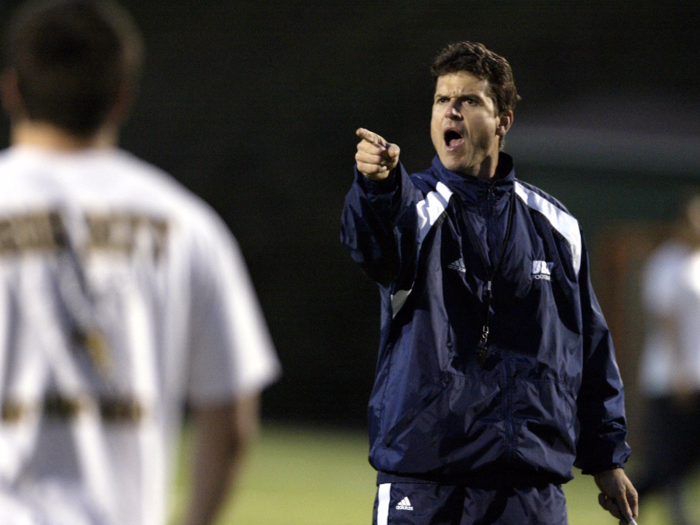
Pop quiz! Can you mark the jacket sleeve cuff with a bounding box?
[354,165,399,194]
[580,463,625,476]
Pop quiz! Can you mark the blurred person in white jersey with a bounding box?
[634,195,700,525]
[0,1,281,524]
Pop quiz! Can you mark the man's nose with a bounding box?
[445,101,462,119]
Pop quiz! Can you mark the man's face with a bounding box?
[430,71,509,177]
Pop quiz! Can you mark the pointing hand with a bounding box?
[355,128,400,181]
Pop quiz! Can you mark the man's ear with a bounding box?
[496,110,513,138]
[0,69,24,117]
[105,82,135,127]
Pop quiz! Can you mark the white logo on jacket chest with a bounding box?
[532,260,553,280]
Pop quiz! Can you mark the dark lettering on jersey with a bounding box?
[86,213,169,262]
[0,210,169,262]
[0,211,67,254]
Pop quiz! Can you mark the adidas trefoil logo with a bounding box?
[448,258,467,273]
[396,497,414,511]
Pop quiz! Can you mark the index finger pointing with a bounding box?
[356,128,386,148]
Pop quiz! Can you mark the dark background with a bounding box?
[1,0,700,431]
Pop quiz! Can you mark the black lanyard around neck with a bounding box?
[460,185,517,368]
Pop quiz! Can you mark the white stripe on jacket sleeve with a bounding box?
[514,181,582,276]
[391,182,453,317]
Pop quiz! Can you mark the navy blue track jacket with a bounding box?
[341,152,630,485]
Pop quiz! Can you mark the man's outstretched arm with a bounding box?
[341,128,413,287]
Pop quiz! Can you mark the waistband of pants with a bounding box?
[377,464,569,489]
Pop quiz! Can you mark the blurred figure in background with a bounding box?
[634,195,700,525]
[0,1,280,524]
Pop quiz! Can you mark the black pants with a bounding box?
[372,480,568,525]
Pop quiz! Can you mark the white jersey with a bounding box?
[0,145,280,525]
[639,240,700,396]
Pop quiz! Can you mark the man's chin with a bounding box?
[438,154,468,174]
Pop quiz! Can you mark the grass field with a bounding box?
[171,424,700,525]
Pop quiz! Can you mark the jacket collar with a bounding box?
[429,152,515,202]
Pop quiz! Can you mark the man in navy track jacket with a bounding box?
[341,41,638,525]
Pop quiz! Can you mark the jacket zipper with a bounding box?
[461,184,515,366]
[461,182,517,459]
[487,185,498,263]
[489,185,516,461]
[503,353,516,461]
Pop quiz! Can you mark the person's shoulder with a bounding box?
[0,150,17,178]
[647,240,689,269]
[0,148,13,163]
[112,150,221,220]
[514,178,575,218]
[0,146,38,171]
[108,149,181,192]
[103,151,236,252]
[408,166,441,194]
[642,240,690,294]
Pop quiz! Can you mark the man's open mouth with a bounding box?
[444,129,464,150]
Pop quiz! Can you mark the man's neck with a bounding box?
[461,151,505,181]
[473,155,499,181]
[11,120,118,151]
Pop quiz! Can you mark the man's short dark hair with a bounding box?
[5,0,144,136]
[430,41,519,116]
